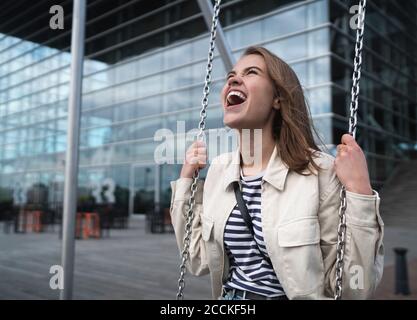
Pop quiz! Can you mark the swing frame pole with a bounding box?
[60,0,86,300]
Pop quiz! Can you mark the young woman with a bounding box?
[170,46,384,300]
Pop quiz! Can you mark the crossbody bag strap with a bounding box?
[232,181,271,264]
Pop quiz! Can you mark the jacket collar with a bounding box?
[222,144,289,191]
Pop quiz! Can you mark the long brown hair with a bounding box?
[242,46,324,175]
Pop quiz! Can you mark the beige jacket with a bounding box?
[170,146,384,300]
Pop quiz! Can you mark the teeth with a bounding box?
[227,90,247,102]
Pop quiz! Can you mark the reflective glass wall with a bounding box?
[1,0,415,218]
[0,0,330,216]
[330,0,417,188]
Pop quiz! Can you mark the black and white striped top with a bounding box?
[223,169,286,298]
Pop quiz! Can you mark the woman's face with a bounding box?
[221,54,278,130]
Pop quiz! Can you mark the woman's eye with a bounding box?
[247,69,257,75]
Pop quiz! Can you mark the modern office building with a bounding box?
[0,0,416,219]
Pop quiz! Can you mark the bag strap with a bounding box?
[232,181,271,264]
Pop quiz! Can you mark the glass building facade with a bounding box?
[0,0,416,219]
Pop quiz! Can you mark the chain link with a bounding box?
[176,0,222,300]
[334,0,367,300]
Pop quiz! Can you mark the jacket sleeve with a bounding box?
[318,168,384,299]
[170,177,209,276]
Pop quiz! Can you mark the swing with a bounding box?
[176,0,367,300]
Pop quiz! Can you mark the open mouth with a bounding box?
[226,90,247,108]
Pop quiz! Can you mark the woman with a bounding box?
[170,46,384,300]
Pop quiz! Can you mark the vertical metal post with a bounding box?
[154,164,161,215]
[129,165,135,217]
[154,164,162,232]
[60,0,86,300]
[394,248,411,295]
[197,0,235,71]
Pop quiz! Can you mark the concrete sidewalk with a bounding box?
[0,216,211,300]
[373,257,417,300]
[0,217,415,299]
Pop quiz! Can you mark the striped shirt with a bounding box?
[223,169,286,298]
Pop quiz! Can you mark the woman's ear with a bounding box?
[273,98,280,110]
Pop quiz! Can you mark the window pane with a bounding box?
[263,6,307,40]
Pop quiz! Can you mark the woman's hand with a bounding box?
[180,140,207,178]
[334,134,373,195]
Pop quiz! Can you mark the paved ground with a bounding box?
[373,258,417,300]
[0,216,211,300]
[0,216,416,300]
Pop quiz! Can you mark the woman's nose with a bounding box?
[227,74,242,86]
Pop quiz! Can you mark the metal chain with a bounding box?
[334,0,367,300]
[176,0,222,300]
